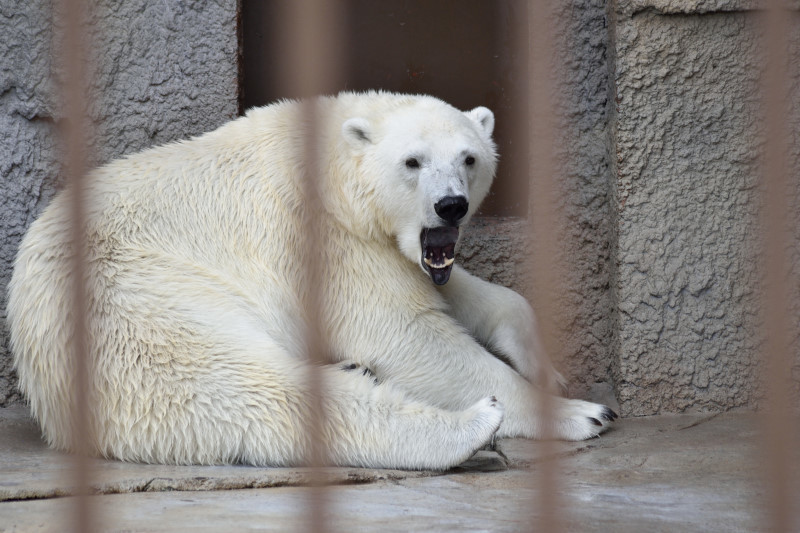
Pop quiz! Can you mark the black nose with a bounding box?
[434,196,469,225]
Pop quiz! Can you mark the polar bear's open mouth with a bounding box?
[420,227,459,285]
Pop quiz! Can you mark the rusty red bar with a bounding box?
[760,1,798,532]
[61,0,94,531]
[274,1,346,532]
[526,0,566,531]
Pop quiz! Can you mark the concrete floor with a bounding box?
[0,407,797,532]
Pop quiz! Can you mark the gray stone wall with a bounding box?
[609,1,800,415]
[0,0,239,406]
[550,0,618,407]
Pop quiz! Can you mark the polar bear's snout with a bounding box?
[434,195,468,226]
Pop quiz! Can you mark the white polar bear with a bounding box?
[7,92,616,470]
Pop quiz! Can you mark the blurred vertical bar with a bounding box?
[61,0,93,531]
[273,1,345,532]
[761,1,797,532]
[525,0,565,531]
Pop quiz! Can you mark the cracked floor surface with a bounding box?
[1,407,797,532]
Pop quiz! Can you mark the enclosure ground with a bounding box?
[0,407,795,532]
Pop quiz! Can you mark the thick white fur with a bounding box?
[7,92,613,470]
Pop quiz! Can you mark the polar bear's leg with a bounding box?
[436,266,567,392]
[319,362,504,469]
[359,314,616,442]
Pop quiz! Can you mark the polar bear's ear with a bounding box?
[466,107,495,138]
[342,118,373,148]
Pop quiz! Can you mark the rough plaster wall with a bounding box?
[609,2,800,415]
[459,0,617,409]
[0,0,239,407]
[458,218,531,292]
[550,0,616,407]
[0,3,60,407]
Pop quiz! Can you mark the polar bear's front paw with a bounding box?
[555,399,618,441]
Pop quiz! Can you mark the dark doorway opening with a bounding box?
[240,0,528,216]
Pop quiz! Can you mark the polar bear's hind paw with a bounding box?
[340,361,380,385]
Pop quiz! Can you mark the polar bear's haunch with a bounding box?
[8,92,616,470]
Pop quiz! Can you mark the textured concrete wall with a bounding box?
[549,0,617,407]
[0,0,239,406]
[609,1,800,415]
[458,1,617,408]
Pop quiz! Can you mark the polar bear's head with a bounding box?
[341,95,497,285]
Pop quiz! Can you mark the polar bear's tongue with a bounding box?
[420,227,459,285]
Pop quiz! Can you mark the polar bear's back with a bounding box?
[88,102,306,271]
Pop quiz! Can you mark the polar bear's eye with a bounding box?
[465,156,476,166]
[405,158,420,169]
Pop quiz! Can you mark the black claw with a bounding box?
[341,363,377,381]
[600,407,619,421]
[589,417,603,427]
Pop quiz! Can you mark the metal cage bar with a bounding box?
[275,2,346,532]
[525,0,567,530]
[61,0,94,531]
[760,2,798,531]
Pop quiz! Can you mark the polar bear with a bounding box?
[7,91,616,470]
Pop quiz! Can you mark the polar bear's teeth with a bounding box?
[424,256,455,269]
